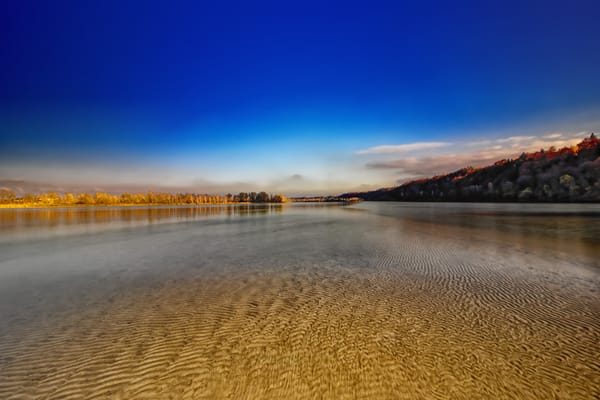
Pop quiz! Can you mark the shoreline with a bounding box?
[0,200,360,209]
[0,202,290,209]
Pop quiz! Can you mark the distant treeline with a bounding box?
[0,190,288,206]
[343,134,600,202]
[290,196,361,203]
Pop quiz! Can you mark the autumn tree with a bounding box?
[23,194,36,204]
[0,189,16,204]
[120,193,134,204]
[255,191,269,203]
[62,193,76,205]
[270,194,287,203]
[77,193,95,205]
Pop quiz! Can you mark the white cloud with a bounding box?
[495,136,536,143]
[355,142,450,155]
[543,133,563,139]
[466,140,492,147]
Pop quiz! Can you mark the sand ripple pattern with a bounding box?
[1,209,599,399]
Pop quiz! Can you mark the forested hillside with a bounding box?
[343,134,600,202]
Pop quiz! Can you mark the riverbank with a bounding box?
[0,202,289,209]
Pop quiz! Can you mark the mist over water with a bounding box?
[1,203,599,399]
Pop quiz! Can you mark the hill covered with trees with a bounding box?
[343,134,600,202]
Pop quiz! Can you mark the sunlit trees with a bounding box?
[270,194,287,203]
[146,192,156,204]
[0,189,16,204]
[63,193,76,205]
[120,192,133,204]
[182,193,195,204]
[1,188,288,207]
[345,134,600,202]
[94,192,119,205]
[39,192,60,206]
[77,193,95,205]
[133,193,146,204]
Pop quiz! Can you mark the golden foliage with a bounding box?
[2,190,288,207]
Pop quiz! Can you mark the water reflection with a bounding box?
[0,204,285,239]
[360,202,600,267]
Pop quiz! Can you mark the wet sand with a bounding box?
[0,203,599,399]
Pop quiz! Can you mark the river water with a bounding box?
[0,203,598,399]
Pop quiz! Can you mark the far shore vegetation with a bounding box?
[0,190,288,208]
[343,134,600,203]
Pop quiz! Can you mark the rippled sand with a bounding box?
[0,204,599,399]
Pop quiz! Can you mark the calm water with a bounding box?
[0,203,599,399]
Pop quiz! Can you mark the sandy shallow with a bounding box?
[0,203,599,399]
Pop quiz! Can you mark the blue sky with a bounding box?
[1,1,599,195]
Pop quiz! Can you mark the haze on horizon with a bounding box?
[1,1,599,196]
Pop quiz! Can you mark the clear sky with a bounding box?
[1,0,599,195]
